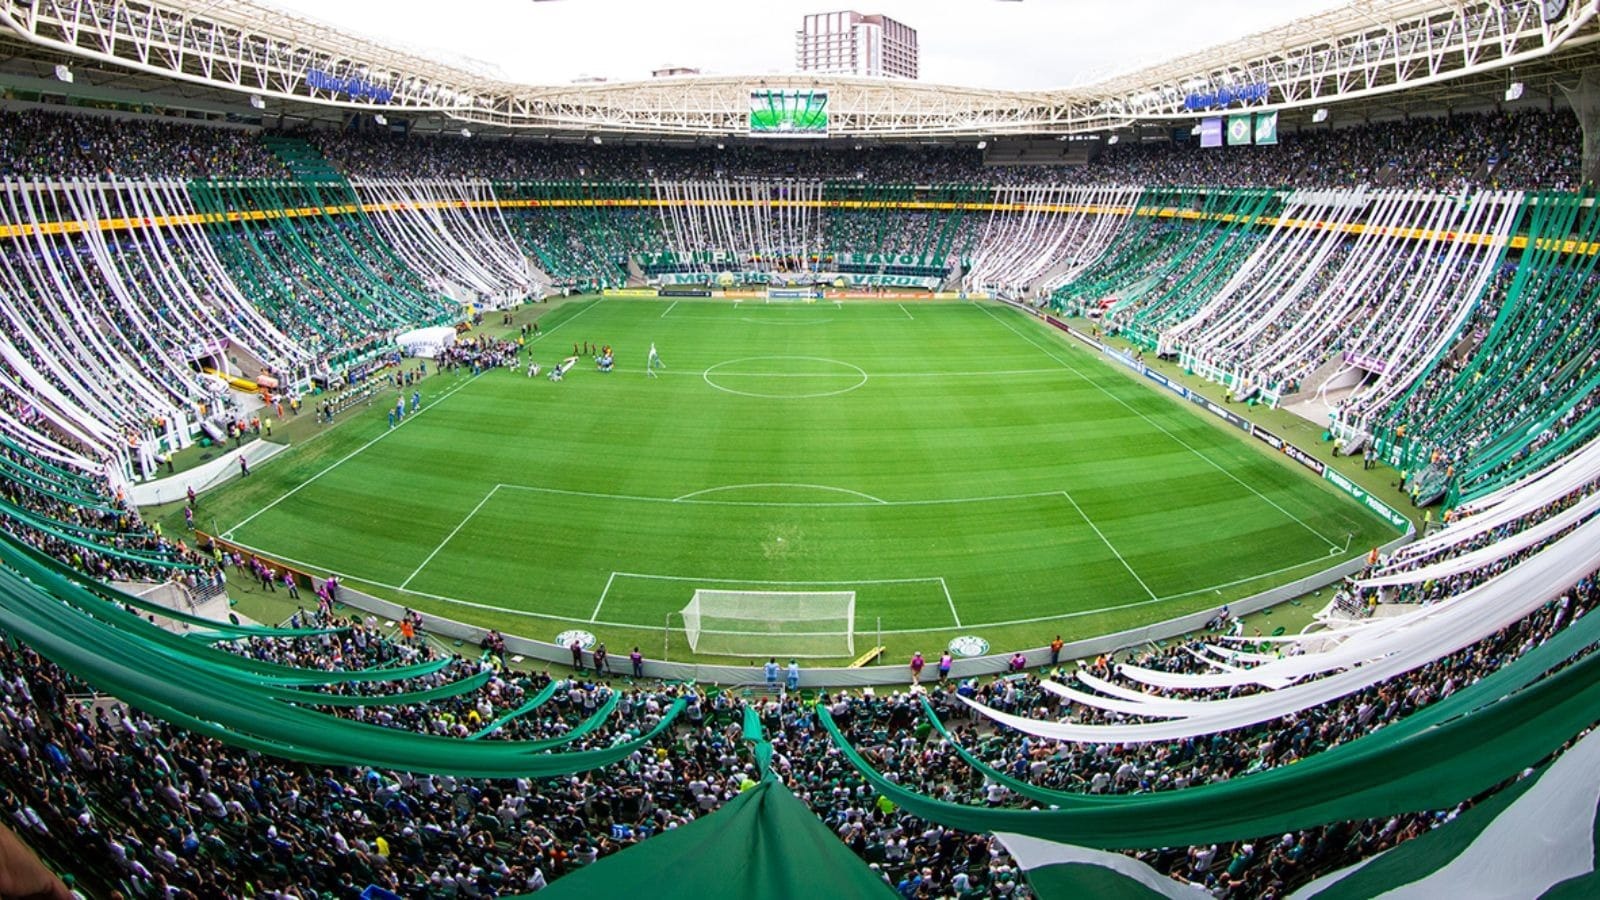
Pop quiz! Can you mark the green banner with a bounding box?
[1323,468,1411,531]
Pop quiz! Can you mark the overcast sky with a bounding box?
[261,0,1346,90]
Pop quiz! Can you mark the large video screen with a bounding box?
[749,90,829,137]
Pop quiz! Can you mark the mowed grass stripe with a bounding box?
[217,298,1393,660]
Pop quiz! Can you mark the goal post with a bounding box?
[679,589,855,659]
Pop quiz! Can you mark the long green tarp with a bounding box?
[822,606,1600,848]
[0,533,685,778]
[467,679,562,739]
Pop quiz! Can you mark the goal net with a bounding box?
[679,589,855,659]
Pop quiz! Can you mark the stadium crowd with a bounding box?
[0,538,1592,898]
[0,109,289,181]
[0,99,1594,899]
[0,105,1579,193]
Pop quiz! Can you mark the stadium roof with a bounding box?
[0,0,1594,138]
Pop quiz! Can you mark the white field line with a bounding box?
[222,299,603,540]
[599,366,1064,379]
[1057,489,1157,599]
[898,303,915,320]
[938,577,962,627]
[592,571,617,622]
[612,571,946,586]
[660,300,678,318]
[400,484,500,590]
[976,303,1343,551]
[221,371,480,539]
[498,482,1069,509]
[672,483,887,504]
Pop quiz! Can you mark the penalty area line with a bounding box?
[976,303,1344,553]
[221,538,1354,638]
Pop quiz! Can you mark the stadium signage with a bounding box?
[306,68,394,103]
[556,629,597,650]
[1187,393,1250,432]
[1251,424,1284,451]
[749,89,829,137]
[1343,351,1389,374]
[1283,443,1327,476]
[1323,469,1411,532]
[948,636,990,658]
[1141,367,1194,401]
[1251,424,1330,476]
[1103,346,1143,373]
[1183,82,1269,111]
[838,252,942,267]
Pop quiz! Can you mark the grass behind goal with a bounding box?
[197,297,1393,664]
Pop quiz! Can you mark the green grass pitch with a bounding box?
[203,297,1391,664]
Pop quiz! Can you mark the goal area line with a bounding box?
[593,570,962,628]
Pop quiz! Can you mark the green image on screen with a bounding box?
[750,90,829,136]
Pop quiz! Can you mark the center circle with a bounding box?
[702,356,868,399]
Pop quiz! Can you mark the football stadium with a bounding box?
[0,0,1597,896]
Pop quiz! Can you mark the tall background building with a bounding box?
[796,11,919,80]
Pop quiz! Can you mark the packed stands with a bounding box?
[0,99,1598,898]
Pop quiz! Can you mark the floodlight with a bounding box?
[1312,108,1329,123]
[53,64,72,83]
[1505,82,1524,102]
[249,94,266,110]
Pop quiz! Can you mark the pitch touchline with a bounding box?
[977,303,1344,551]
[221,299,603,540]
[400,484,500,590]
[221,536,1328,635]
[1058,486,1158,600]
[221,370,480,539]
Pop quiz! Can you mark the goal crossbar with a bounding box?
[680,589,855,659]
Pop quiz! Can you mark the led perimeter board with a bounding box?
[749,89,829,137]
